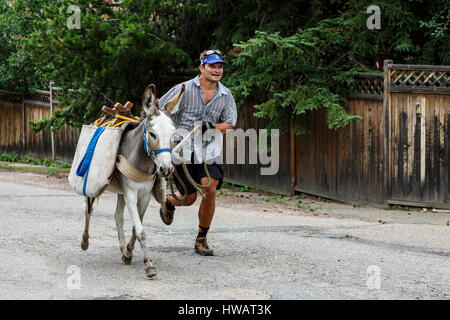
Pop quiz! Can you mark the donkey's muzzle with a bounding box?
[158,164,174,178]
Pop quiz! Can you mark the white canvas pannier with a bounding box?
[68,125,123,197]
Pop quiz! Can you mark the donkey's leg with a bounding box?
[125,226,137,264]
[125,193,156,278]
[81,197,95,250]
[113,194,132,264]
[125,195,149,262]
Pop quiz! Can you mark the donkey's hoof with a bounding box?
[122,255,133,265]
[145,266,157,278]
[81,240,89,251]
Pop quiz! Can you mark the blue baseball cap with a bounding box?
[201,54,226,65]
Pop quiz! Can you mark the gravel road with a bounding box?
[0,169,449,300]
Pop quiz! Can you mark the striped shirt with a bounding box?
[158,75,237,163]
[158,75,237,132]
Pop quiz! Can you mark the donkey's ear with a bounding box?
[142,83,157,116]
[163,84,185,115]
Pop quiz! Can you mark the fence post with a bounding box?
[290,118,296,196]
[49,81,55,160]
[382,59,393,206]
[21,93,26,151]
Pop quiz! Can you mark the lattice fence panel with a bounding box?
[349,73,384,100]
[52,89,68,104]
[390,69,450,88]
[24,90,51,106]
[354,74,384,95]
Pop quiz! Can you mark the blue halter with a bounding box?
[143,121,172,159]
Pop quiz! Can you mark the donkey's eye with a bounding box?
[149,132,157,139]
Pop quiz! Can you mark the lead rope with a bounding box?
[168,125,212,200]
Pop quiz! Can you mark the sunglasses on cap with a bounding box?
[204,49,223,57]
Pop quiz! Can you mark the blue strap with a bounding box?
[76,126,106,196]
[143,122,172,159]
[143,122,154,157]
[154,148,172,156]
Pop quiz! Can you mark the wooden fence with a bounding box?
[386,63,450,208]
[222,91,387,204]
[1,61,449,208]
[0,87,79,161]
[223,61,450,209]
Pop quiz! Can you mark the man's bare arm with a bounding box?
[214,121,233,133]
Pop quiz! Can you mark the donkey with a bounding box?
[80,83,185,278]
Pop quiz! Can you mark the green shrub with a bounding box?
[0,152,20,162]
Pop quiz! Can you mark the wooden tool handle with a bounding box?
[102,105,118,115]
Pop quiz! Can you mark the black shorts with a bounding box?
[172,162,224,195]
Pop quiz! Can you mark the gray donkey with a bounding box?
[80,83,185,278]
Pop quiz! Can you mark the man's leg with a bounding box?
[194,176,219,256]
[198,176,219,228]
[167,192,197,207]
[163,176,218,228]
[159,163,198,225]
[160,192,197,225]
